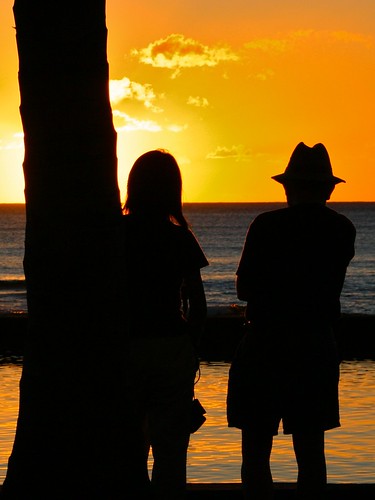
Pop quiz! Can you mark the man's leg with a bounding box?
[241,428,274,500]
[292,431,327,499]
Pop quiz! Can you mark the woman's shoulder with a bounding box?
[169,222,198,241]
[171,224,208,265]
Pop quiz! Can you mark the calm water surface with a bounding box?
[1,360,374,484]
[1,203,375,314]
[189,361,375,483]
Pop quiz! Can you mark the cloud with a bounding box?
[112,110,162,132]
[245,30,373,54]
[187,96,209,108]
[166,124,188,133]
[290,29,373,48]
[330,30,373,48]
[109,77,163,112]
[176,156,191,167]
[245,38,289,53]
[0,133,24,150]
[133,34,239,76]
[206,145,253,162]
[112,110,186,134]
[254,69,275,81]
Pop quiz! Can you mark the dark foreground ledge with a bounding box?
[0,483,374,498]
[186,483,375,499]
[0,309,374,360]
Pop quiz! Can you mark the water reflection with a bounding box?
[0,360,374,484]
[0,363,21,482]
[188,361,375,483]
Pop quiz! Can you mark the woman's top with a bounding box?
[120,214,208,338]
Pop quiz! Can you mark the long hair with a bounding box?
[123,150,188,228]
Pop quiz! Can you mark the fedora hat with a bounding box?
[272,142,345,185]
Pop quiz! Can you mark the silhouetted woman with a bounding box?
[121,150,208,499]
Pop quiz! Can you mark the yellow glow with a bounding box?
[1,361,375,483]
[1,1,375,202]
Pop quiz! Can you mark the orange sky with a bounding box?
[1,0,375,203]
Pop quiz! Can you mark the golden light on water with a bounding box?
[0,361,374,484]
[0,364,21,480]
[188,361,375,483]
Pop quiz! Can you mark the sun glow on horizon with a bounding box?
[1,1,374,203]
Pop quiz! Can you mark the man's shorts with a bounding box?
[226,322,340,435]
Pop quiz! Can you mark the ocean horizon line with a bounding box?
[1,201,375,207]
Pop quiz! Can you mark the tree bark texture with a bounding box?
[1,2,138,498]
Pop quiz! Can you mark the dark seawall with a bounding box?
[0,309,374,360]
[0,483,373,498]
[201,308,375,361]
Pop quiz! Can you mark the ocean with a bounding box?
[1,360,374,484]
[0,202,374,484]
[1,202,375,315]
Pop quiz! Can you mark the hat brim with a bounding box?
[271,173,345,185]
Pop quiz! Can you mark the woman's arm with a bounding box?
[182,269,207,349]
[182,269,207,327]
[236,274,250,302]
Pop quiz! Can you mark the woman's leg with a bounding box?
[148,336,196,499]
[149,380,192,499]
[241,428,274,500]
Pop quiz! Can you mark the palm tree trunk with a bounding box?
[1,2,138,498]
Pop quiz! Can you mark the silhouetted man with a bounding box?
[227,143,356,499]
